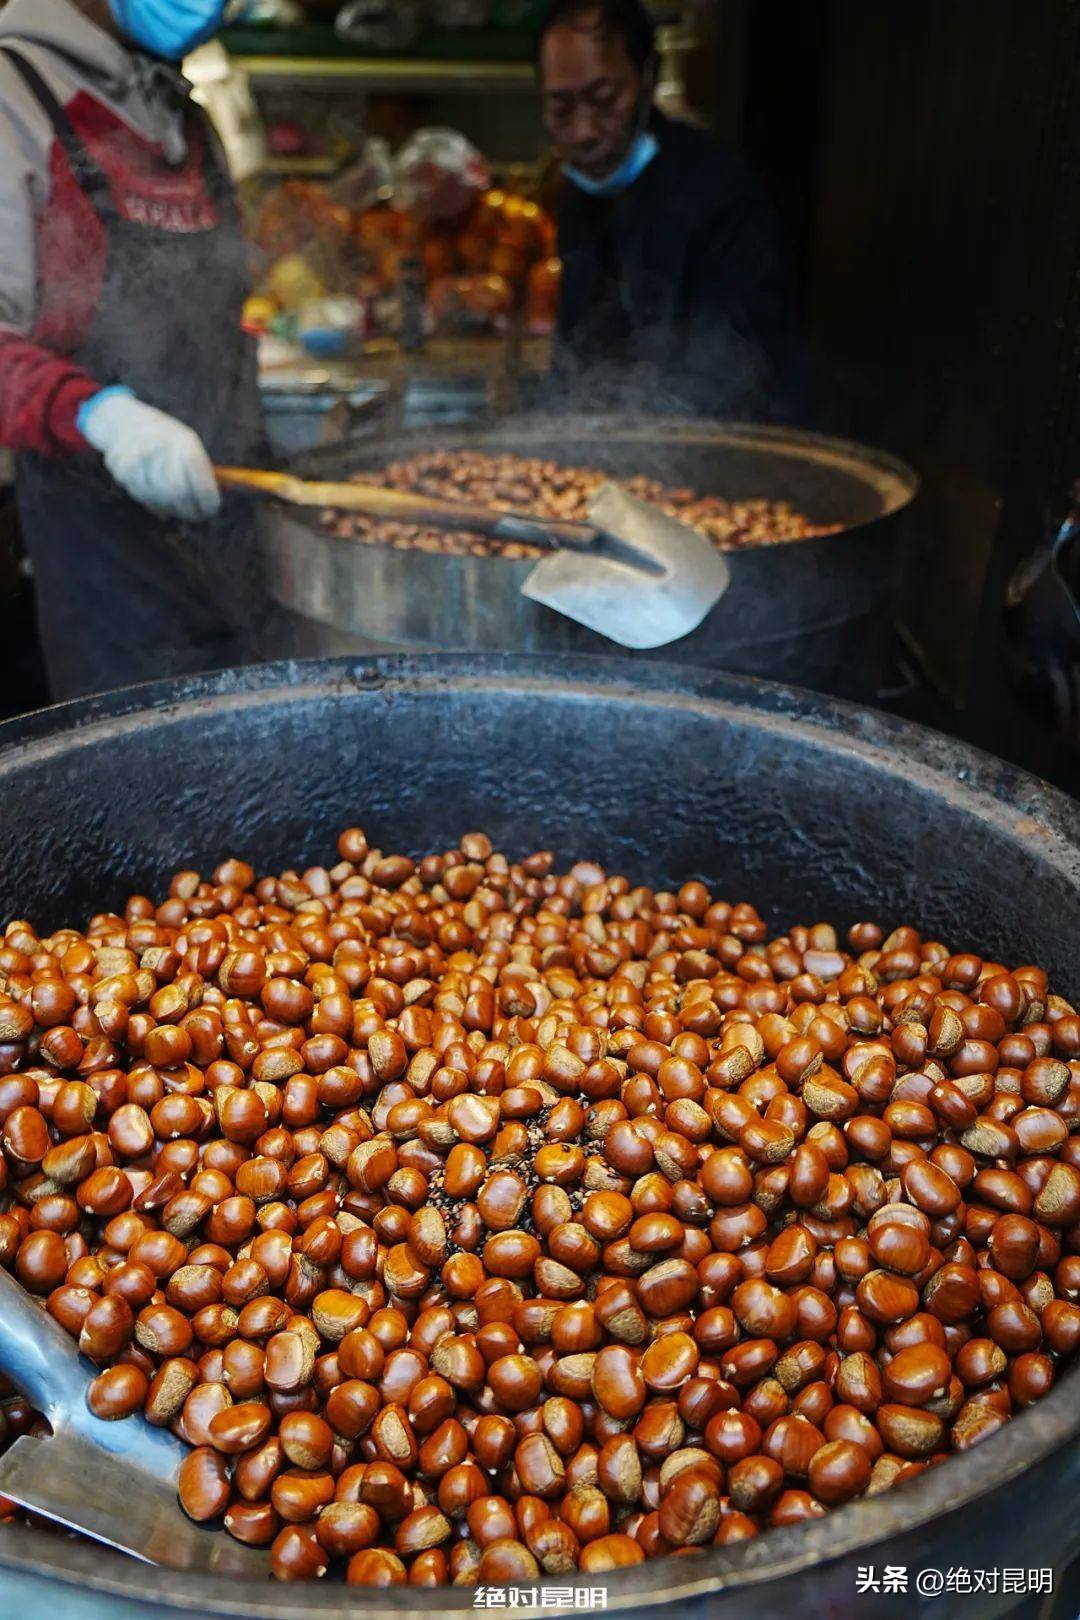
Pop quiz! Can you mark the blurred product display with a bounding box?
[393,127,490,224]
[196,1,697,412]
[246,138,559,349]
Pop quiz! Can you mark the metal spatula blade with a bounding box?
[0,1267,267,1575]
[520,483,731,649]
[0,1434,264,1575]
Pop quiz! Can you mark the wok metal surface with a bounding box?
[0,1267,265,1575]
[0,653,1075,1620]
[258,419,918,697]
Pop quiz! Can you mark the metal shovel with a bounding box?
[0,1267,266,1574]
[520,481,731,649]
[215,466,730,649]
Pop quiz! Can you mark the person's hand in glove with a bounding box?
[78,387,221,524]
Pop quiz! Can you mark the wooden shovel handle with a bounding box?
[214,466,598,549]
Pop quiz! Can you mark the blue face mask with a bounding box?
[564,131,659,198]
[109,0,227,61]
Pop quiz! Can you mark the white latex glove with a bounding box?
[79,388,221,524]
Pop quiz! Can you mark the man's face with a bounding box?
[540,17,646,181]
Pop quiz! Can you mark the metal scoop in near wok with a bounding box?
[215,466,730,649]
[0,1266,266,1574]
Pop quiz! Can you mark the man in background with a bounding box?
[538,0,802,420]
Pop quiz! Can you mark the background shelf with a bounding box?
[221,23,536,82]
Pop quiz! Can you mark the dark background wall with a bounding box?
[726,0,1080,793]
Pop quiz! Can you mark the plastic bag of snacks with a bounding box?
[328,137,395,215]
[392,128,491,224]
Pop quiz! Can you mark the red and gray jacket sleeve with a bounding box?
[0,64,100,457]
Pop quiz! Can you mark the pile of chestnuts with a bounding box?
[0,828,1078,1585]
[320,452,842,559]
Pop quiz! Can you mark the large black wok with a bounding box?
[0,655,1076,1620]
[256,418,918,702]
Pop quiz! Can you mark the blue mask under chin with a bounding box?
[564,132,659,198]
[108,0,226,61]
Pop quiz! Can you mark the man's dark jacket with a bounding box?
[553,110,802,421]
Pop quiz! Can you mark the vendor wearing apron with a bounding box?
[0,0,265,702]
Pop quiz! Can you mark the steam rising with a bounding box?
[540,334,782,426]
